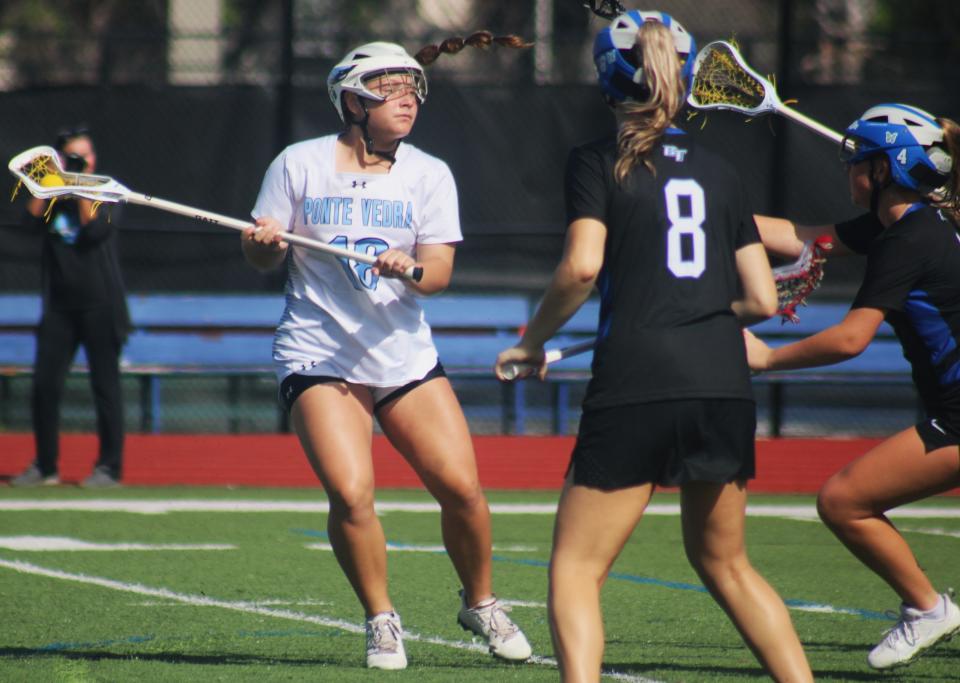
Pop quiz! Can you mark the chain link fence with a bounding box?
[0,0,957,435]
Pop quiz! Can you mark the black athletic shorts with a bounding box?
[915,415,960,454]
[279,361,446,413]
[568,398,756,490]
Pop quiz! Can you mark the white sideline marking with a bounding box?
[306,542,538,553]
[0,536,234,552]
[1,499,959,519]
[0,558,659,683]
[898,526,960,539]
[135,599,332,607]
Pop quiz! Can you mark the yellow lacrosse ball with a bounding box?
[40,173,64,187]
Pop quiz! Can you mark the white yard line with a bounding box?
[0,558,659,683]
[0,499,958,519]
[0,536,234,551]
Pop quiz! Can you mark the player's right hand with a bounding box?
[245,217,289,252]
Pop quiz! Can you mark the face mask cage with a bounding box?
[838,135,867,165]
[358,68,427,105]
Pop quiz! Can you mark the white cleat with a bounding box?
[457,590,532,661]
[867,592,960,670]
[365,610,407,670]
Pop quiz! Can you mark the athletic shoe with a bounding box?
[867,591,960,669]
[457,590,532,661]
[10,464,59,487]
[365,610,406,670]
[81,466,121,489]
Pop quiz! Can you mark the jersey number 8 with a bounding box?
[664,178,706,279]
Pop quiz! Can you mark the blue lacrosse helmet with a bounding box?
[593,10,696,105]
[840,103,952,195]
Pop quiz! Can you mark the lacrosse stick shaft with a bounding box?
[123,193,423,282]
[774,105,843,145]
[501,338,596,380]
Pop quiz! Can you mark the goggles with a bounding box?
[360,69,427,104]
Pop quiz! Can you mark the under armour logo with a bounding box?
[885,131,898,144]
[352,180,366,188]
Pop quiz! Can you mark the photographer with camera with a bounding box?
[10,126,130,488]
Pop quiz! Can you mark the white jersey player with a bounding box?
[253,133,461,388]
[241,41,530,671]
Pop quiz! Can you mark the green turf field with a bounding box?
[1,487,958,681]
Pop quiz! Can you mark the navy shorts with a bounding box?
[568,398,757,490]
[279,361,446,413]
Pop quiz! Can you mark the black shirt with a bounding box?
[28,201,130,336]
[566,130,760,410]
[838,207,960,418]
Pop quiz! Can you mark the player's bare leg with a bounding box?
[291,383,393,617]
[681,481,813,683]
[548,476,653,682]
[816,426,960,609]
[379,377,494,603]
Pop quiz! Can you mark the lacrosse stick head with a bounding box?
[8,146,129,203]
[840,103,952,199]
[687,40,777,116]
[773,235,833,324]
[583,0,627,20]
[593,10,696,106]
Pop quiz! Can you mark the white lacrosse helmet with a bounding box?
[327,42,427,123]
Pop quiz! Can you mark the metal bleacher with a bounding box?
[0,293,913,436]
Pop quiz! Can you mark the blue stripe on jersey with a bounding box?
[905,289,960,385]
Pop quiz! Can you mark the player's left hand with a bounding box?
[373,248,417,279]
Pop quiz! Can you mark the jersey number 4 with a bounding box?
[664,178,706,279]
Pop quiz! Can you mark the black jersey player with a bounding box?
[495,10,813,682]
[748,103,960,670]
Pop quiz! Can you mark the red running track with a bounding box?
[3,433,956,494]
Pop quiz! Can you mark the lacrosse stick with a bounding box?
[8,146,423,282]
[501,338,596,381]
[582,0,626,20]
[688,40,844,146]
[771,235,833,323]
[501,238,833,377]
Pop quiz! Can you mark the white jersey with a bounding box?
[252,134,462,386]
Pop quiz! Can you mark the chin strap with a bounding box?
[868,156,893,216]
[357,101,400,165]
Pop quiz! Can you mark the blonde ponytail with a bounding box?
[934,117,960,227]
[614,21,686,183]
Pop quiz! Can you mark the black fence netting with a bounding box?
[0,0,958,435]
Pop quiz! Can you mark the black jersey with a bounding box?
[838,206,960,419]
[565,130,760,410]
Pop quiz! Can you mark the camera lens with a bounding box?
[64,153,86,172]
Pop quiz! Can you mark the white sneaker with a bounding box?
[365,610,407,670]
[867,592,960,669]
[457,590,532,661]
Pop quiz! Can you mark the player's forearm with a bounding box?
[521,262,595,349]
[754,215,806,259]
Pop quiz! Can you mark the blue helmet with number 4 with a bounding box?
[840,103,952,196]
[593,10,696,105]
